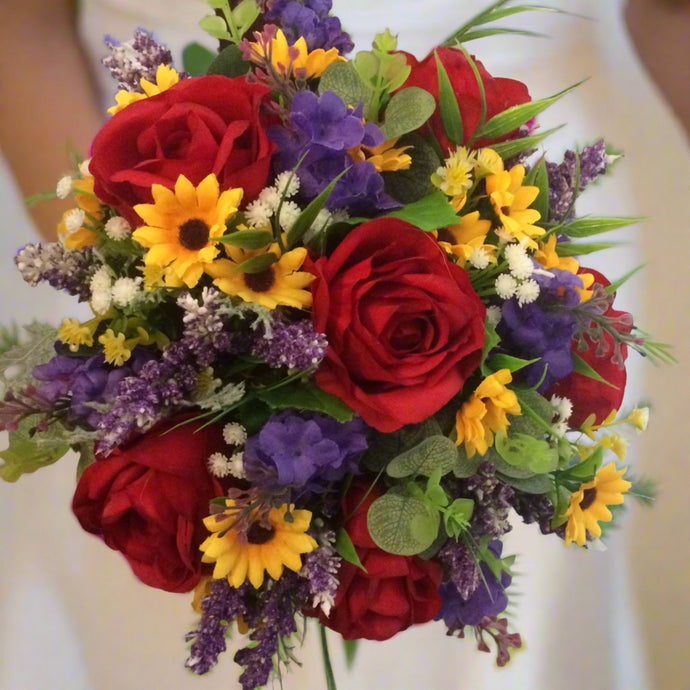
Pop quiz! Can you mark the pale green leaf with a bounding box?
[199,14,232,40]
[554,241,622,257]
[386,435,458,478]
[380,87,437,140]
[318,61,368,109]
[495,431,559,474]
[386,191,459,231]
[0,322,57,394]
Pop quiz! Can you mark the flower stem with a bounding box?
[319,623,338,690]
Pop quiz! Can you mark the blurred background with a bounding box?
[0,1,687,688]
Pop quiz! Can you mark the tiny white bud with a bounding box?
[64,208,86,234]
[104,216,132,240]
[56,176,74,199]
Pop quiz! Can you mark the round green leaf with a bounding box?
[386,435,458,478]
[380,87,436,140]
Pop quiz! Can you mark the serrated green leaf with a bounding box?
[318,61,368,109]
[386,191,459,231]
[218,229,273,249]
[488,125,564,160]
[571,352,618,389]
[554,241,621,257]
[367,489,440,556]
[207,43,250,77]
[0,322,57,394]
[477,81,584,140]
[495,431,559,474]
[182,42,217,76]
[0,415,71,482]
[386,435,458,479]
[233,252,278,273]
[560,216,645,239]
[256,381,355,422]
[380,87,437,140]
[435,52,463,146]
[524,157,550,220]
[335,527,366,571]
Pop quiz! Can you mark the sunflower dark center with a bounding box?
[579,487,598,511]
[501,205,511,216]
[178,218,210,250]
[246,521,275,545]
[244,267,276,293]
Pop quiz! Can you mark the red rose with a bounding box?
[546,270,632,427]
[89,75,275,226]
[72,417,225,593]
[308,218,485,432]
[318,483,442,641]
[401,47,530,152]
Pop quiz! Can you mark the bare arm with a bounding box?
[0,0,104,240]
[625,0,690,138]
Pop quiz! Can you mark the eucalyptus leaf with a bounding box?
[500,473,553,494]
[560,216,645,239]
[386,191,459,231]
[367,488,441,556]
[233,252,278,274]
[318,62,368,108]
[380,87,437,140]
[0,322,57,394]
[494,431,559,474]
[492,452,538,479]
[207,43,250,77]
[218,229,273,249]
[386,435,458,479]
[435,52,463,146]
[182,42,216,76]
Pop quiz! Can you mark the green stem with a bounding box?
[319,624,338,690]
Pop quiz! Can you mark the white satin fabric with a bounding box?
[1,1,686,688]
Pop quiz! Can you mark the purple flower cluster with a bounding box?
[269,90,399,215]
[547,139,610,222]
[102,28,174,92]
[498,267,584,390]
[251,316,328,369]
[301,537,341,616]
[15,242,96,301]
[265,0,354,54]
[438,539,479,601]
[436,541,511,628]
[243,411,368,497]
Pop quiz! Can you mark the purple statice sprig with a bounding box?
[448,616,523,667]
[250,314,328,370]
[300,527,342,617]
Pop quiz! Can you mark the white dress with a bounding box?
[1,1,686,688]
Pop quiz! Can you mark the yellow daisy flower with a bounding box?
[564,462,631,547]
[57,177,103,249]
[456,369,521,457]
[474,148,504,178]
[108,64,180,115]
[438,211,495,264]
[347,138,412,172]
[132,174,243,288]
[486,164,544,249]
[205,238,315,310]
[200,501,317,589]
[432,146,477,211]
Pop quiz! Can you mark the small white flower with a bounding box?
[312,591,336,618]
[56,176,73,199]
[227,452,246,479]
[486,305,502,327]
[551,420,569,438]
[207,452,233,478]
[90,265,114,293]
[469,247,491,270]
[516,278,540,305]
[274,170,300,198]
[104,216,132,240]
[223,422,247,447]
[64,208,86,234]
[257,186,281,211]
[550,395,573,422]
[91,288,112,315]
[495,273,517,299]
[278,200,302,232]
[245,199,272,228]
[504,243,533,279]
[79,159,92,176]
[111,277,142,308]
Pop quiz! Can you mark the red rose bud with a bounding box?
[319,482,443,641]
[89,75,275,226]
[308,218,485,433]
[72,416,226,593]
[400,47,531,152]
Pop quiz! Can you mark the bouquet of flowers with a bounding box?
[0,1,667,688]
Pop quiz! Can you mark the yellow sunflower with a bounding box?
[132,174,243,288]
[564,462,631,547]
[205,238,315,310]
[438,211,495,264]
[108,64,180,115]
[200,501,317,589]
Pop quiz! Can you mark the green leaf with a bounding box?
[380,87,437,140]
[0,324,21,356]
[318,61,368,109]
[386,435,459,478]
[486,353,538,373]
[488,125,564,160]
[361,418,442,472]
[476,81,585,140]
[386,191,459,231]
[499,472,553,494]
[218,229,273,249]
[0,322,57,394]
[558,446,604,483]
[554,241,622,257]
[491,450,538,479]
[256,381,355,422]
[0,416,71,482]
[335,527,366,571]
[495,431,559,474]
[605,264,646,295]
[452,446,482,478]
[524,157,550,221]
[559,216,645,239]
[515,387,556,431]
[231,0,261,35]
[233,252,278,273]
[434,52,463,146]
[207,43,251,77]
[572,352,619,388]
[454,27,548,42]
[367,488,441,556]
[199,14,232,41]
[182,42,216,76]
[480,319,502,376]
[382,133,441,204]
[342,639,359,670]
[75,442,96,479]
[443,498,474,538]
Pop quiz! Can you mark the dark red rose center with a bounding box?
[579,487,598,511]
[179,218,210,250]
[244,267,276,293]
[390,317,429,353]
[247,521,275,544]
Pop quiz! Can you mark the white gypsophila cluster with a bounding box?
[104,216,132,241]
[274,170,300,198]
[504,242,534,279]
[469,247,491,270]
[245,173,305,229]
[244,199,272,228]
[56,176,73,199]
[223,422,247,446]
[111,277,143,308]
[90,265,114,314]
[278,200,301,232]
[196,380,246,412]
[79,159,91,176]
[494,242,545,306]
[550,394,573,438]
[227,452,246,479]
[515,278,540,306]
[486,305,502,328]
[495,273,518,299]
[63,208,86,234]
[207,452,233,478]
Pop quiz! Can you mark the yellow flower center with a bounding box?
[243,267,276,293]
[178,218,211,251]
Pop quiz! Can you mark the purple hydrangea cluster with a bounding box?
[265,0,354,54]
[102,28,174,92]
[435,540,511,629]
[269,90,399,215]
[243,411,368,497]
[498,266,584,390]
[15,242,96,301]
[251,315,328,369]
[547,139,611,222]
